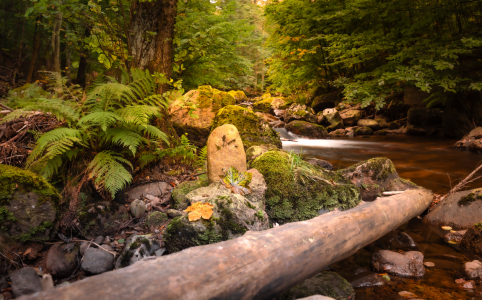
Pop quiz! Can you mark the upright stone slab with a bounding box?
[207,124,247,183]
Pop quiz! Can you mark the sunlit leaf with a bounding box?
[184,202,214,222]
[221,167,252,195]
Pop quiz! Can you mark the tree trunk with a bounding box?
[22,189,433,300]
[51,11,63,74]
[26,16,42,83]
[75,28,90,87]
[130,0,178,93]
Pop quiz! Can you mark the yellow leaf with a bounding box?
[441,226,453,230]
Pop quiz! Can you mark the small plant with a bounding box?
[221,167,252,195]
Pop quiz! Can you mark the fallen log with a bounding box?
[22,189,433,300]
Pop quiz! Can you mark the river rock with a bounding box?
[169,85,236,146]
[311,91,341,113]
[115,234,162,269]
[318,108,343,127]
[306,159,334,171]
[207,124,247,183]
[0,164,59,243]
[338,157,417,201]
[355,126,373,136]
[460,225,482,256]
[462,260,482,279]
[329,129,346,137]
[10,267,42,297]
[280,271,355,300]
[339,109,363,126]
[357,119,380,131]
[454,127,482,149]
[406,107,443,136]
[130,200,146,218]
[163,179,269,253]
[211,105,281,149]
[444,230,466,244]
[228,90,248,103]
[124,182,171,202]
[171,177,209,210]
[77,201,129,239]
[371,250,425,278]
[286,121,328,139]
[425,188,482,229]
[284,104,318,124]
[45,243,79,278]
[81,248,115,275]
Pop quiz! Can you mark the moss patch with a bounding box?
[459,192,482,206]
[171,177,209,210]
[211,105,282,149]
[252,98,273,113]
[251,150,361,224]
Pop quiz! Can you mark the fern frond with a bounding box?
[104,128,144,155]
[0,110,36,123]
[116,105,160,125]
[40,155,63,178]
[84,82,132,109]
[137,124,170,145]
[78,111,124,131]
[27,128,83,165]
[88,150,133,198]
[139,94,170,108]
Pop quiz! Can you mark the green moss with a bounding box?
[14,221,53,242]
[245,201,256,209]
[0,206,16,223]
[211,105,282,149]
[459,192,482,206]
[215,197,247,239]
[252,98,273,113]
[475,222,482,230]
[129,241,140,250]
[255,210,264,220]
[120,251,134,268]
[172,178,209,210]
[251,150,361,224]
[145,211,168,228]
[228,90,247,102]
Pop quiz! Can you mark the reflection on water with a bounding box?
[280,132,482,194]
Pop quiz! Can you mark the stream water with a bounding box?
[278,130,482,299]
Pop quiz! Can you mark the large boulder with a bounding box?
[371,250,425,278]
[318,109,343,126]
[279,271,355,300]
[329,129,346,137]
[0,164,59,243]
[252,97,291,113]
[169,86,236,146]
[286,121,328,139]
[228,90,248,103]
[251,150,361,224]
[284,104,317,124]
[339,109,363,126]
[163,178,269,253]
[338,157,417,201]
[357,119,380,131]
[311,91,341,113]
[207,124,247,183]
[406,108,443,136]
[76,201,129,239]
[425,188,482,229]
[211,105,282,149]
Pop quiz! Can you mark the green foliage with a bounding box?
[265,0,482,108]
[222,167,252,195]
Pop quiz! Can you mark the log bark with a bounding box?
[21,189,433,300]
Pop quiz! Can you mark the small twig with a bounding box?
[0,103,13,111]
[442,162,482,201]
[0,250,21,268]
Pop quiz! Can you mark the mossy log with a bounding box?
[22,189,433,300]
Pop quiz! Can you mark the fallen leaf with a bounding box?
[184,202,214,222]
[455,278,466,284]
[447,240,458,244]
[170,182,176,187]
[424,262,435,267]
[441,226,453,230]
[399,291,417,298]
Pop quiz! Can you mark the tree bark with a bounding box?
[22,189,433,300]
[75,28,90,87]
[130,0,178,93]
[51,11,63,74]
[26,16,42,83]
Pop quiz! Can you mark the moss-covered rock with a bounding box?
[228,90,248,103]
[286,121,328,139]
[311,91,342,113]
[211,105,282,149]
[171,176,209,210]
[326,121,345,132]
[169,86,236,146]
[163,182,269,253]
[145,211,168,231]
[339,109,364,126]
[251,150,361,224]
[338,157,418,201]
[0,164,60,242]
[279,271,355,300]
[252,98,273,113]
[284,103,317,123]
[355,126,373,136]
[77,201,129,239]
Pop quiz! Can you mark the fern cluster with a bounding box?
[8,68,176,198]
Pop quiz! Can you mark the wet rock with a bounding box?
[318,109,344,130]
[280,271,355,300]
[338,157,417,201]
[462,260,482,279]
[125,182,171,202]
[326,122,345,132]
[10,267,42,297]
[115,234,161,269]
[390,232,416,248]
[77,201,130,239]
[144,211,168,231]
[371,250,425,278]
[0,164,59,243]
[469,140,482,153]
[245,169,268,208]
[425,188,482,229]
[424,262,435,268]
[81,248,115,275]
[460,225,482,256]
[169,85,235,147]
[0,277,8,290]
[357,119,380,131]
[45,243,79,278]
[348,269,385,288]
[166,209,185,218]
[171,177,209,210]
[228,90,248,103]
[311,91,341,113]
[163,181,269,253]
[329,129,346,137]
[211,105,282,149]
[286,121,328,139]
[306,159,334,171]
[453,127,482,150]
[406,107,443,136]
[444,230,466,244]
[339,109,363,126]
[130,199,146,218]
[462,280,476,289]
[284,104,318,124]
[207,124,247,183]
[355,126,373,136]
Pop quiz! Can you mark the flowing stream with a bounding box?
[278,130,482,299]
